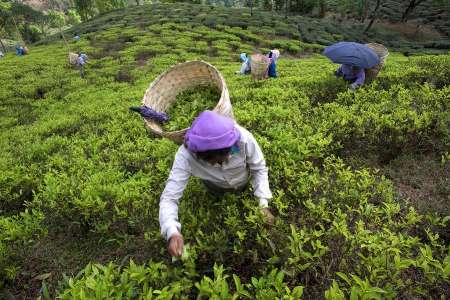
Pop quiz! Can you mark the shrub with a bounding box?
[1,3,449,298]
[0,210,46,284]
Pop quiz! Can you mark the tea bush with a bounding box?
[57,261,305,299]
[0,210,46,285]
[37,3,449,54]
[0,2,449,298]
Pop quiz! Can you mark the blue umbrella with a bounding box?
[323,42,380,69]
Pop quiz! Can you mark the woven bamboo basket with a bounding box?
[142,60,233,144]
[365,43,389,79]
[68,52,78,65]
[250,54,270,80]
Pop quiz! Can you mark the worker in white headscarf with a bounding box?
[236,53,251,75]
[267,49,280,78]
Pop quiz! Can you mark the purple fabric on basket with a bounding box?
[129,106,170,123]
[184,110,240,153]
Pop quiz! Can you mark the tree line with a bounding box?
[1,0,80,46]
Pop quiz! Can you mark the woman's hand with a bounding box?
[260,207,275,225]
[168,234,184,257]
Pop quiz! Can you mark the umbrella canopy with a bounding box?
[323,42,380,69]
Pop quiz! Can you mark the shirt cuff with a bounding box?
[258,198,269,208]
[166,226,180,241]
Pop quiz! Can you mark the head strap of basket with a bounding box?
[250,54,271,80]
[141,61,233,145]
[365,43,389,79]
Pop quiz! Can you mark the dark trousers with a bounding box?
[77,65,85,78]
[202,180,248,198]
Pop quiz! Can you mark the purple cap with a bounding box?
[185,111,240,152]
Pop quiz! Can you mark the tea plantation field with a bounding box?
[0,3,449,299]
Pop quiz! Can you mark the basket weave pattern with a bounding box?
[68,52,78,65]
[365,43,389,79]
[250,54,270,80]
[142,61,233,144]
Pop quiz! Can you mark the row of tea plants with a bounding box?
[0,4,449,298]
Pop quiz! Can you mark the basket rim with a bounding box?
[143,60,220,103]
[141,60,230,139]
[250,53,270,62]
[366,43,389,57]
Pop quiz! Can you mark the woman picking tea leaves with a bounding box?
[159,110,275,257]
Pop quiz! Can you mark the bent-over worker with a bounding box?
[15,44,25,56]
[159,110,275,257]
[267,49,280,78]
[76,52,88,77]
[236,52,251,75]
[335,64,365,90]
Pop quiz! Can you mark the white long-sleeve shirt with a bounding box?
[159,125,272,240]
[239,61,250,74]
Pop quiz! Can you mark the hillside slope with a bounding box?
[37,3,450,54]
[0,3,449,298]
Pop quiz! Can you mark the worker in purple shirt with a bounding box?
[335,64,365,90]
